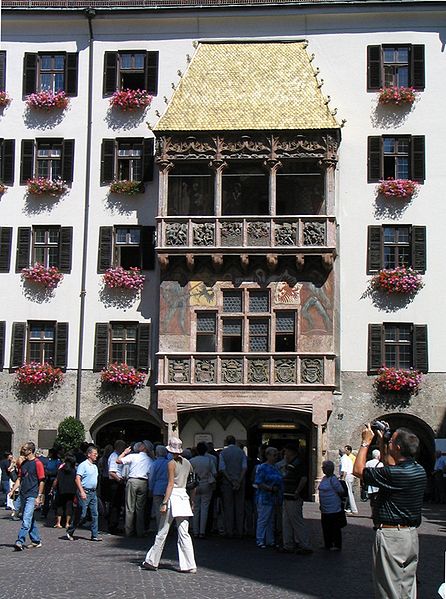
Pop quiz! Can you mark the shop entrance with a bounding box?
[91,406,163,449]
[0,415,13,452]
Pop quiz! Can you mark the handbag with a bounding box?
[186,470,199,491]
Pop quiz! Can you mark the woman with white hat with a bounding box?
[141,437,197,573]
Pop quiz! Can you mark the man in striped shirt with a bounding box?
[353,424,426,599]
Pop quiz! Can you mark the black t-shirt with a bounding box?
[282,457,306,499]
[19,458,45,499]
[363,458,426,527]
[0,458,11,482]
[56,467,77,495]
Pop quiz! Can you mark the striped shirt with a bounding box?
[363,459,426,527]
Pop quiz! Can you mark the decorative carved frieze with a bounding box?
[221,221,242,246]
[221,359,243,384]
[248,359,269,383]
[247,222,269,246]
[168,359,190,383]
[166,223,188,246]
[195,359,216,384]
[275,222,297,246]
[301,358,324,384]
[274,359,297,384]
[303,221,326,246]
[193,223,215,246]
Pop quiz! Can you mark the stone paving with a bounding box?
[1,502,445,599]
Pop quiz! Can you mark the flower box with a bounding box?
[377,179,418,200]
[0,183,7,195]
[109,89,152,111]
[101,362,145,388]
[0,92,11,107]
[16,362,63,387]
[103,266,145,291]
[378,86,416,106]
[26,90,69,111]
[21,263,64,289]
[27,177,67,196]
[109,180,144,195]
[375,367,421,394]
[370,266,423,295]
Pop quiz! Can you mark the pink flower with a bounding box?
[109,89,152,112]
[370,267,423,295]
[16,362,63,387]
[378,86,416,106]
[26,90,69,111]
[27,177,67,196]
[109,180,144,195]
[101,362,145,388]
[0,92,11,107]
[377,179,418,200]
[103,266,145,291]
[375,367,421,394]
[21,263,63,289]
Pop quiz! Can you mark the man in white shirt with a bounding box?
[340,445,358,514]
[108,439,126,534]
[117,442,153,537]
[365,449,383,507]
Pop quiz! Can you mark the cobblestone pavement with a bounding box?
[1,502,445,599]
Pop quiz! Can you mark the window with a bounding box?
[20,139,75,184]
[0,321,5,371]
[168,163,214,216]
[16,226,73,273]
[368,323,428,373]
[28,322,56,363]
[32,227,60,268]
[0,52,6,93]
[276,160,324,215]
[367,136,425,183]
[0,227,12,273]
[367,225,426,273]
[0,139,15,186]
[275,311,296,351]
[10,321,69,370]
[93,322,150,372]
[100,138,154,185]
[103,51,158,96]
[367,45,425,91]
[23,52,78,97]
[196,313,217,352]
[222,163,269,216]
[97,226,155,272]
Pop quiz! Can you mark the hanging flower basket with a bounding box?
[0,92,11,107]
[378,86,416,106]
[375,367,422,394]
[109,89,152,111]
[27,177,67,196]
[16,362,64,387]
[0,183,7,195]
[103,266,145,291]
[26,90,69,111]
[109,180,144,195]
[370,266,423,295]
[377,179,418,200]
[101,362,145,388]
[21,263,64,289]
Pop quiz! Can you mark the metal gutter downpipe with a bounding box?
[75,8,96,420]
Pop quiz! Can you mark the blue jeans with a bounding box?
[16,496,41,545]
[67,490,98,538]
[256,502,275,547]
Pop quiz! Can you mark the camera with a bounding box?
[371,420,392,442]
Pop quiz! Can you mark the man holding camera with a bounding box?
[353,423,426,599]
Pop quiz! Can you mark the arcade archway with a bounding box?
[90,406,163,448]
[0,414,13,452]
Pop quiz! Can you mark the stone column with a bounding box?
[157,160,173,218]
[264,159,281,216]
[211,160,227,217]
[322,158,337,215]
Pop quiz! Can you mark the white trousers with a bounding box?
[345,474,358,513]
[145,505,196,571]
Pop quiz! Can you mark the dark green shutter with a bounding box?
[0,52,6,93]
[141,226,155,270]
[137,323,150,372]
[20,140,35,184]
[16,227,31,271]
[58,227,73,273]
[93,323,109,371]
[0,321,5,371]
[103,52,118,96]
[368,137,382,183]
[367,46,382,91]
[97,226,113,273]
[0,227,12,273]
[368,324,383,373]
[411,45,425,90]
[146,51,159,95]
[413,324,428,373]
[55,322,69,370]
[367,226,383,273]
[411,136,425,183]
[10,322,26,369]
[23,53,38,96]
[2,139,15,185]
[411,226,426,274]
[62,139,75,183]
[100,139,116,184]
[65,53,78,96]
[142,138,154,182]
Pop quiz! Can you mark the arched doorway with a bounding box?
[90,406,163,448]
[0,414,13,452]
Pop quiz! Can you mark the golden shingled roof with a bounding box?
[155,41,339,132]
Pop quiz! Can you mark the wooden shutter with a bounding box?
[97,226,113,273]
[100,139,116,184]
[411,226,426,274]
[93,323,109,371]
[0,227,13,273]
[65,53,78,96]
[146,51,159,95]
[23,53,38,96]
[137,323,150,372]
[367,45,382,91]
[0,52,6,93]
[367,226,383,273]
[2,139,15,185]
[0,321,5,371]
[411,45,425,90]
[103,52,118,96]
[10,322,26,369]
[55,322,69,370]
[413,324,428,373]
[62,139,75,183]
[16,227,31,271]
[367,137,382,183]
[58,227,73,273]
[368,324,383,373]
[411,136,425,183]
[141,226,155,270]
[142,138,154,182]
[20,140,35,184]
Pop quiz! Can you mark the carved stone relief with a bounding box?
[194,359,216,384]
[301,358,324,384]
[247,222,269,246]
[274,359,297,384]
[193,223,215,246]
[221,221,242,246]
[275,223,297,246]
[303,222,326,246]
[247,359,269,383]
[168,359,190,383]
[166,223,188,246]
[221,359,243,384]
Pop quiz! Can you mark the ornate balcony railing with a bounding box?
[156,216,336,254]
[157,352,336,388]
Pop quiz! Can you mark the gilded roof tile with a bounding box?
[155,42,339,132]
